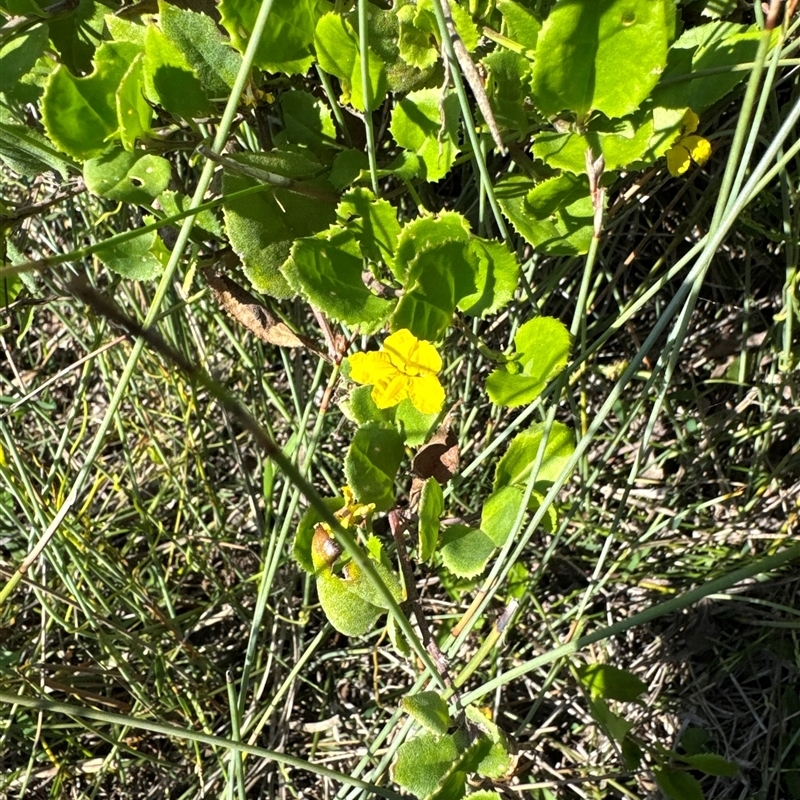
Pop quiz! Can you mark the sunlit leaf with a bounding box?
[94,229,168,281]
[220,0,317,75]
[458,238,519,318]
[681,753,739,777]
[84,149,171,203]
[286,226,393,332]
[391,732,461,798]
[315,11,387,112]
[344,424,404,512]
[439,525,495,578]
[293,498,346,574]
[579,663,647,702]
[480,485,525,548]
[336,187,401,267]
[116,54,151,152]
[532,0,673,119]
[497,0,541,50]
[465,704,515,779]
[494,421,575,491]
[418,478,443,563]
[402,691,451,736]
[390,88,460,183]
[0,21,48,95]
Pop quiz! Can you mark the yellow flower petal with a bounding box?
[681,108,700,135]
[666,143,691,177]
[383,328,442,377]
[682,134,712,168]
[348,350,395,386]
[372,373,410,409]
[407,373,445,415]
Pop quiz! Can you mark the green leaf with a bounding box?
[588,697,633,743]
[579,663,647,702]
[391,732,461,798]
[391,212,478,341]
[397,3,439,70]
[336,187,401,267]
[458,238,519,318]
[277,90,337,155]
[143,23,209,120]
[497,0,541,50]
[402,691,451,736]
[47,0,107,75]
[496,173,594,256]
[221,151,337,299]
[0,121,73,178]
[293,498,345,574]
[481,49,531,134]
[487,316,571,407]
[467,793,502,800]
[104,15,146,45]
[395,399,439,447]
[94,230,167,281]
[158,190,222,238]
[159,0,243,96]
[390,88,460,183]
[0,22,48,95]
[341,384,396,427]
[418,478,444,563]
[439,525,495,578]
[344,424,404,512]
[220,0,316,75]
[116,54,152,152]
[531,0,672,119]
[493,421,575,491]
[84,150,171,203]
[330,149,371,190]
[654,767,705,800]
[681,753,739,777]
[316,569,384,637]
[368,5,433,95]
[285,225,393,332]
[652,22,761,115]
[314,11,387,113]
[480,485,525,547]
[465,704,515,780]
[42,41,142,161]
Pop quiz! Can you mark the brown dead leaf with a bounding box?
[412,418,459,485]
[203,268,323,354]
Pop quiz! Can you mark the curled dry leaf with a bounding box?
[203,267,324,354]
[412,417,459,485]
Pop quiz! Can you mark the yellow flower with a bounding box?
[335,486,374,528]
[348,328,445,415]
[666,109,712,177]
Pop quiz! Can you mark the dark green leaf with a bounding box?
[481,49,531,134]
[0,22,48,95]
[0,121,73,178]
[681,753,739,777]
[277,90,337,154]
[654,767,705,800]
[94,230,167,281]
[588,697,633,743]
[159,0,243,96]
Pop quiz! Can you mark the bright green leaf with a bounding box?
[158,190,222,238]
[0,22,48,95]
[336,187,401,267]
[42,41,141,160]
[390,88,460,183]
[344,424,404,512]
[143,23,209,120]
[391,732,461,798]
[159,0,243,96]
[84,149,171,203]
[496,173,594,255]
[316,569,384,637]
[395,399,439,446]
[285,225,393,332]
[480,485,525,547]
[418,478,444,563]
[465,704,515,780]
[315,11,387,112]
[459,238,519,318]
[579,663,647,702]
[402,691,451,736]
[532,0,672,119]
[368,5,432,94]
[341,384,396,427]
[481,49,531,134]
[115,54,151,152]
[220,0,316,75]
[497,0,541,50]
[439,525,495,578]
[494,421,575,491]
